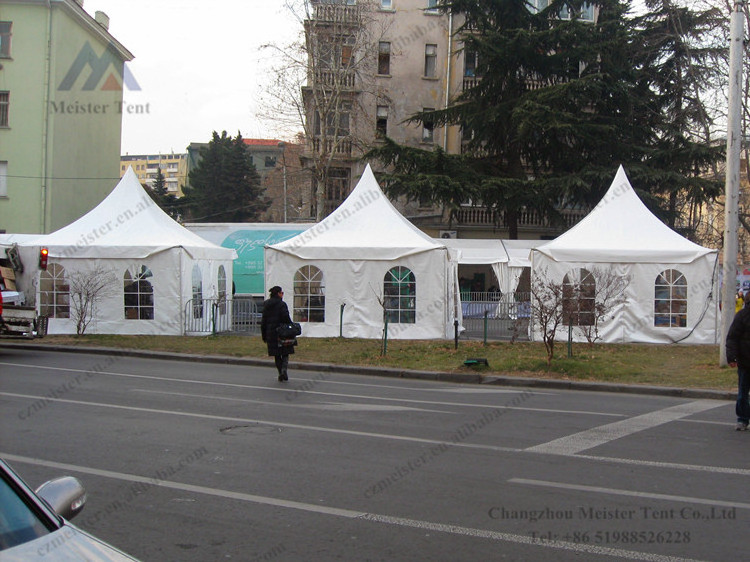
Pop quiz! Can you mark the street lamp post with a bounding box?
[720,0,745,365]
[278,142,288,223]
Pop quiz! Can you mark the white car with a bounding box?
[0,458,139,561]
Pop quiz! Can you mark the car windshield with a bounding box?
[0,472,53,550]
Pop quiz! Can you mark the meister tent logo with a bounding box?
[58,41,140,92]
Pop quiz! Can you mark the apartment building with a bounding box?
[186,138,312,223]
[120,153,187,196]
[0,0,132,234]
[301,0,591,238]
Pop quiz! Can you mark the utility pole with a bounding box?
[278,141,288,223]
[720,0,746,365]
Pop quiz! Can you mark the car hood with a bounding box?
[0,524,139,561]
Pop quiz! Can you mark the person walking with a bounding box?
[261,285,294,382]
[726,291,750,430]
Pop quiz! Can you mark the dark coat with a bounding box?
[726,305,750,367]
[261,296,294,357]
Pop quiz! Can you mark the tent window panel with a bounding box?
[384,266,416,324]
[124,266,154,320]
[293,265,325,323]
[39,263,70,318]
[562,268,595,326]
[654,269,687,328]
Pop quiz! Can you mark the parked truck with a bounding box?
[0,242,48,339]
[0,292,47,339]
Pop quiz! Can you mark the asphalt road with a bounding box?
[0,346,747,562]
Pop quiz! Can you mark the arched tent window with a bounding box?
[192,265,203,319]
[40,263,69,318]
[655,269,687,327]
[384,266,416,324]
[293,265,325,322]
[123,266,154,320]
[217,265,227,315]
[562,268,595,326]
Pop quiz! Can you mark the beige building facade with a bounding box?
[120,153,188,196]
[302,0,590,239]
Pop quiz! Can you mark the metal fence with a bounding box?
[183,294,530,340]
[184,298,260,335]
[460,292,531,341]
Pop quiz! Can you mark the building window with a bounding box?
[655,269,687,328]
[124,266,154,320]
[581,2,594,21]
[0,22,11,58]
[265,156,277,168]
[380,0,393,9]
[376,105,388,137]
[426,0,439,13]
[422,108,435,143]
[0,92,9,127]
[315,104,351,137]
[384,266,416,324]
[378,41,391,75]
[464,48,479,77]
[0,161,7,197]
[40,263,69,319]
[562,268,595,326]
[323,167,351,215]
[191,265,203,319]
[294,265,325,322]
[424,44,437,77]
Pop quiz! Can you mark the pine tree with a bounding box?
[182,131,270,222]
[368,0,724,238]
[146,167,179,220]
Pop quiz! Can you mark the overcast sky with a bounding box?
[82,0,301,155]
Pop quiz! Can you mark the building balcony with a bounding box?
[312,3,362,25]
[314,69,356,89]
[455,206,588,230]
[312,137,353,157]
[462,76,481,91]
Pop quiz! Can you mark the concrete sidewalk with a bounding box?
[0,341,734,401]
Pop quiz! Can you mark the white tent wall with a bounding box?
[529,167,720,345]
[43,253,234,336]
[529,257,718,344]
[265,248,454,339]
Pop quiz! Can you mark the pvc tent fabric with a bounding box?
[265,164,456,339]
[270,165,444,261]
[530,167,718,344]
[28,168,237,262]
[533,166,714,264]
[12,168,236,336]
[264,251,453,339]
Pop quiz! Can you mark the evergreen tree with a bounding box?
[182,131,270,222]
[146,167,179,220]
[630,0,725,232]
[367,0,724,238]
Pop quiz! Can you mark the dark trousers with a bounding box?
[274,354,289,376]
[737,365,750,424]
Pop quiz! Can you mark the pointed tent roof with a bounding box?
[32,168,236,260]
[270,165,445,260]
[534,166,715,264]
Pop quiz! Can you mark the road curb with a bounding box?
[0,342,733,400]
